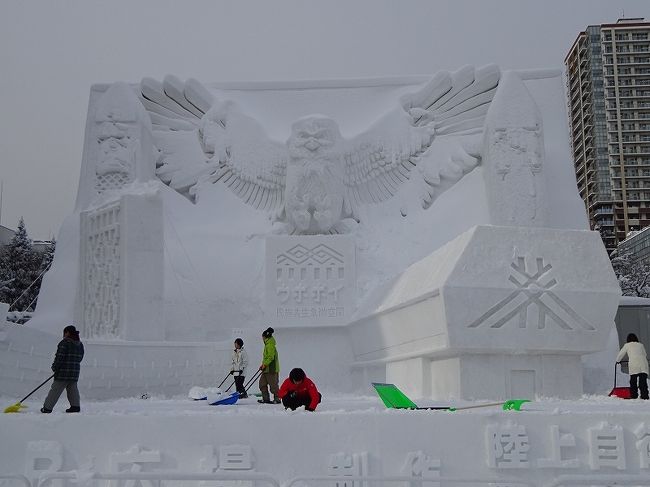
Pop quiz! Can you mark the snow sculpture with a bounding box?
[218,445,254,470]
[349,225,619,400]
[23,64,613,401]
[588,423,626,470]
[24,441,63,487]
[537,425,579,468]
[328,452,368,486]
[143,66,500,234]
[109,445,162,487]
[77,82,156,207]
[401,451,441,484]
[486,422,530,469]
[77,82,164,341]
[635,423,650,469]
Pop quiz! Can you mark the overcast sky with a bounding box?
[1,0,649,239]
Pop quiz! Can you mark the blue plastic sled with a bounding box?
[208,392,240,406]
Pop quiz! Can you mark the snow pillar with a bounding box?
[482,71,547,227]
[79,191,164,341]
[119,192,164,341]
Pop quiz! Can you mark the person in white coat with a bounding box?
[230,338,249,398]
[616,333,649,400]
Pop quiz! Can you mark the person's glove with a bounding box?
[259,364,266,371]
[239,370,243,375]
[229,370,235,375]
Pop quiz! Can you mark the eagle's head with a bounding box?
[287,115,342,161]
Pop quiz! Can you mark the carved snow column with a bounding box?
[482,71,547,227]
[78,82,163,341]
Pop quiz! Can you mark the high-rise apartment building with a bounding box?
[566,18,650,254]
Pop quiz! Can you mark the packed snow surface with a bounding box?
[1,391,647,416]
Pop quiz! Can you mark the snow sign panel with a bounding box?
[265,235,355,326]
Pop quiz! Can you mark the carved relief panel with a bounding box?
[265,235,356,326]
[80,202,122,339]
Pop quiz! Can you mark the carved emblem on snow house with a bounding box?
[265,236,355,326]
[467,256,595,331]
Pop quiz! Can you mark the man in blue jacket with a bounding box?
[41,325,84,413]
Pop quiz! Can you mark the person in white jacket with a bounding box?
[230,338,249,398]
[616,333,649,400]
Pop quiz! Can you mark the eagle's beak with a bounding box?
[305,139,320,151]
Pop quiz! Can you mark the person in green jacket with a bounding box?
[258,327,280,404]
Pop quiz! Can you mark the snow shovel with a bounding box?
[208,391,240,406]
[449,399,531,412]
[207,370,263,406]
[242,369,262,395]
[217,371,232,389]
[188,370,236,401]
[372,383,530,412]
[372,383,449,410]
[609,361,631,399]
[225,368,260,393]
[4,373,55,413]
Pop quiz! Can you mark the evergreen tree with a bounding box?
[0,218,42,311]
[31,238,56,310]
[611,249,650,298]
[0,278,12,294]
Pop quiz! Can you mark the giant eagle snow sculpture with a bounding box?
[139,65,500,234]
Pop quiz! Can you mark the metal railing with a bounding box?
[25,470,650,487]
[0,474,31,487]
[284,476,534,487]
[546,473,650,487]
[37,471,280,487]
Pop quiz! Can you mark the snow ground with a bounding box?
[4,391,650,485]
[3,391,646,417]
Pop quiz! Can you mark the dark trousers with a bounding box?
[43,380,80,410]
[282,392,322,411]
[630,373,649,399]
[259,372,279,402]
[234,375,246,395]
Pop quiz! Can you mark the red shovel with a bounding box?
[609,361,631,399]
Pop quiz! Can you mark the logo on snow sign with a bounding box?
[266,235,356,326]
[467,256,595,331]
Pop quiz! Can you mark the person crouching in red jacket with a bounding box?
[278,368,322,411]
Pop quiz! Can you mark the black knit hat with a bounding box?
[63,325,77,335]
[262,327,274,338]
[289,368,305,382]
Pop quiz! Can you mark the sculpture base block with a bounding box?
[387,353,583,401]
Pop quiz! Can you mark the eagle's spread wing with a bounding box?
[342,64,500,218]
[140,76,287,211]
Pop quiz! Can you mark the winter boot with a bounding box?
[66,406,80,413]
[40,407,52,414]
